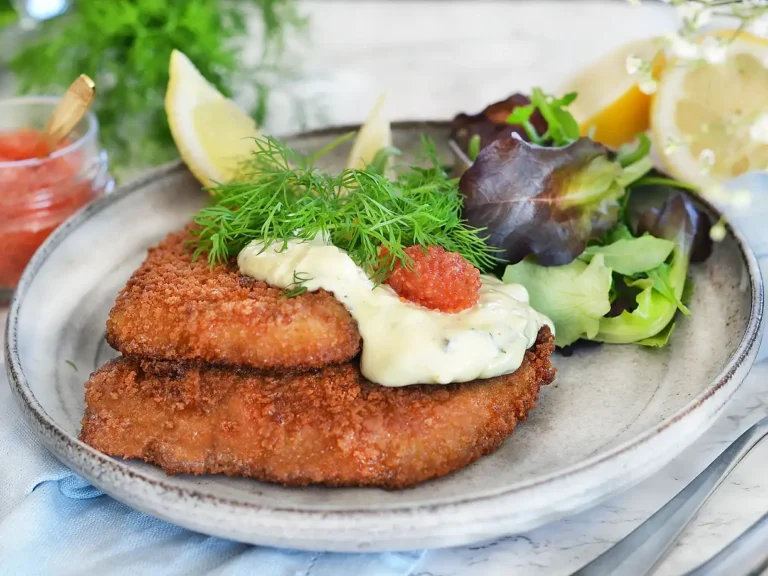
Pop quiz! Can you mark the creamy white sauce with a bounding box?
[238,238,552,387]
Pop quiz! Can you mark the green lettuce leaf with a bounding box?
[581,235,674,275]
[604,223,634,243]
[593,194,701,344]
[617,156,655,188]
[503,254,612,347]
[616,134,652,168]
[646,263,691,315]
[637,321,676,347]
[594,277,677,344]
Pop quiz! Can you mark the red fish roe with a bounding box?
[385,245,481,313]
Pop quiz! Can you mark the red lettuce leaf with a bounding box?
[450,94,548,154]
[459,136,622,266]
[629,183,713,263]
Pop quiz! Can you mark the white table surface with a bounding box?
[3,2,768,574]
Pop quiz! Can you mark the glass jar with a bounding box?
[0,96,112,301]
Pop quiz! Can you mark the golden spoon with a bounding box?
[40,74,96,156]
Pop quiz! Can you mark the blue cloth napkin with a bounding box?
[4,173,768,575]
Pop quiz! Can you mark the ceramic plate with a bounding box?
[5,122,764,552]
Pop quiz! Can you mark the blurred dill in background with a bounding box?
[0,0,16,27]
[2,0,304,172]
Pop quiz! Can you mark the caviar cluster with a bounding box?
[385,245,481,313]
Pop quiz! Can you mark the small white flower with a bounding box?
[626,55,644,75]
[667,34,699,60]
[749,113,768,143]
[664,138,680,155]
[676,3,709,28]
[696,9,711,28]
[699,148,716,171]
[638,77,658,95]
[700,37,727,64]
[676,3,700,22]
[709,221,727,242]
[749,17,768,37]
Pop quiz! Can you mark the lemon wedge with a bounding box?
[166,49,260,186]
[651,32,768,189]
[562,37,663,149]
[346,94,392,170]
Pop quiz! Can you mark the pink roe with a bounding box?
[385,245,481,313]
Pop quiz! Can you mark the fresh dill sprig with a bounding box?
[280,271,312,298]
[191,136,499,283]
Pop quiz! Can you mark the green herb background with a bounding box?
[6,0,304,173]
[0,0,16,27]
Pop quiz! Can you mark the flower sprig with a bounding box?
[625,0,768,230]
[625,0,768,95]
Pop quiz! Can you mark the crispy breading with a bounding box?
[106,230,361,371]
[80,327,555,489]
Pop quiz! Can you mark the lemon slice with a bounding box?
[346,94,392,170]
[652,32,768,190]
[166,49,260,186]
[562,37,663,149]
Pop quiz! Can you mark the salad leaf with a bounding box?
[460,136,627,266]
[503,254,613,347]
[593,277,677,345]
[616,134,652,168]
[581,235,674,275]
[594,193,705,344]
[451,94,548,156]
[617,156,655,188]
[647,264,691,315]
[636,321,676,347]
[507,88,580,147]
[627,175,713,264]
[604,223,634,243]
[468,135,481,161]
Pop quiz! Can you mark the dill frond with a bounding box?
[280,271,313,298]
[191,136,499,282]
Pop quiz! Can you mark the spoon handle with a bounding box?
[42,74,96,152]
[571,414,768,576]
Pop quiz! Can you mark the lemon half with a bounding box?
[166,49,260,186]
[562,37,663,149]
[651,32,768,189]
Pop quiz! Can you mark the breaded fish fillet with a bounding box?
[106,230,361,371]
[80,327,555,489]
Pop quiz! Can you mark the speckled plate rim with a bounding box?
[4,121,765,551]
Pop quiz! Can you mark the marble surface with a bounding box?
[257,1,680,136]
[3,0,768,574]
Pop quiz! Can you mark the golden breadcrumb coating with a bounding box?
[81,327,555,489]
[106,229,361,371]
